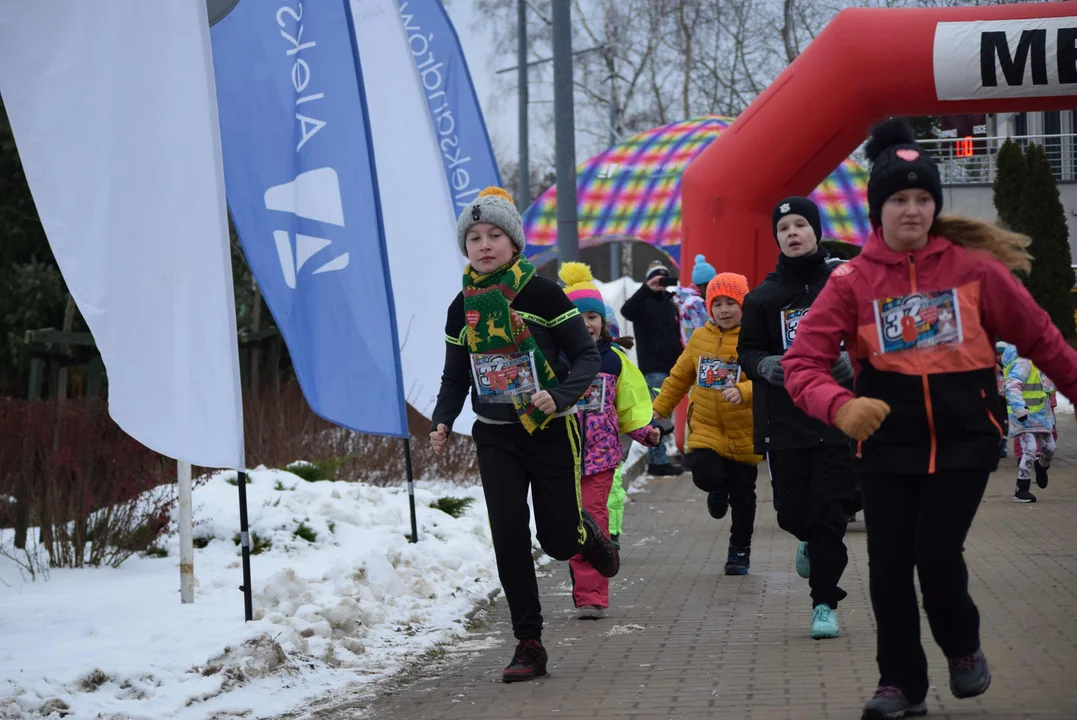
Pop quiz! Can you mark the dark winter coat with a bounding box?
[738,249,852,453]
[620,284,682,375]
[430,276,600,433]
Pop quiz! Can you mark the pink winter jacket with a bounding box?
[782,229,1077,476]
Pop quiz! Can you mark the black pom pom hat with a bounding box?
[864,118,943,226]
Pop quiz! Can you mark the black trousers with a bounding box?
[861,470,989,705]
[472,416,585,641]
[768,444,856,608]
[686,449,758,548]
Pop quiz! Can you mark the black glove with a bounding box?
[758,355,785,387]
[830,352,854,385]
[1014,409,1030,422]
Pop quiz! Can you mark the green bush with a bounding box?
[193,536,212,549]
[285,461,329,482]
[293,522,317,543]
[225,473,251,487]
[430,496,476,519]
[232,531,272,555]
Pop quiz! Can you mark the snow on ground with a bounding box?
[1057,393,1073,415]
[0,469,503,720]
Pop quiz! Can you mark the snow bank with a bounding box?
[0,469,500,719]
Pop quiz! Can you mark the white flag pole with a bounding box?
[177,460,194,603]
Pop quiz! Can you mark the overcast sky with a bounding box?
[444,1,554,167]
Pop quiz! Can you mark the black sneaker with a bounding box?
[861,686,928,719]
[580,509,620,578]
[707,491,729,519]
[1014,488,1037,503]
[948,649,991,699]
[1034,461,1049,489]
[610,533,620,551]
[502,639,548,683]
[647,463,684,477]
[724,545,750,575]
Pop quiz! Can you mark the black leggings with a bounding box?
[686,449,757,548]
[861,470,989,704]
[768,445,856,608]
[472,416,585,641]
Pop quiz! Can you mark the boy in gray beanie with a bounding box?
[456,186,527,256]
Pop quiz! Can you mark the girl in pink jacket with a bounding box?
[560,262,660,619]
[782,119,1077,720]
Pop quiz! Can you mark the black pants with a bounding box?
[472,416,585,641]
[861,470,989,705]
[768,444,856,608]
[686,449,757,548]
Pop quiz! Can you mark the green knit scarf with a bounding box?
[463,257,559,432]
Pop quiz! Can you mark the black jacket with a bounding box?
[430,276,600,433]
[620,284,682,375]
[738,249,852,453]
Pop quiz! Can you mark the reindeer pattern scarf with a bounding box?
[463,257,559,432]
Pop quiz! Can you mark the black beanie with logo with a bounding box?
[865,118,943,226]
[772,196,822,246]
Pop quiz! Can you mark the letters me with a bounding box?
[981,27,1077,87]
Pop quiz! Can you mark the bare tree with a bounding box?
[476,0,1021,161]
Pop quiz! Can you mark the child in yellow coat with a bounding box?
[653,273,761,575]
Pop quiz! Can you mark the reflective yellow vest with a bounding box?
[1004,359,1046,413]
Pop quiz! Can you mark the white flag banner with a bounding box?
[0,1,244,468]
[351,0,503,436]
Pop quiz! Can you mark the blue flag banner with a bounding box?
[210,0,408,437]
[396,0,502,212]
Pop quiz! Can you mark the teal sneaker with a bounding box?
[795,541,811,578]
[811,604,839,640]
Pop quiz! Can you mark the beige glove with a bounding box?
[834,397,891,441]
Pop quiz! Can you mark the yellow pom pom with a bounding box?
[478,186,514,204]
[558,261,594,287]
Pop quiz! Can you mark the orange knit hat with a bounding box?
[706,272,749,310]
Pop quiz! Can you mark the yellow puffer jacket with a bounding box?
[652,322,762,466]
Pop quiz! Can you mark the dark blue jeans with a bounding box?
[643,372,670,466]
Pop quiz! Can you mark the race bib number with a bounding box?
[470,351,540,402]
[697,357,740,390]
[780,308,809,350]
[576,377,607,412]
[873,289,963,354]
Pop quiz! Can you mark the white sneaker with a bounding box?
[578,605,606,619]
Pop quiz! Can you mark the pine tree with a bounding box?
[992,138,1026,231]
[990,137,1025,230]
[1017,143,1075,339]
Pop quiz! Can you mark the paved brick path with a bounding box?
[343,429,1077,719]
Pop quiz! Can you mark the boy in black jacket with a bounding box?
[738,196,857,641]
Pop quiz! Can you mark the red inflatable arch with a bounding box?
[682,2,1077,287]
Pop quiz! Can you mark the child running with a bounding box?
[653,273,762,575]
[738,195,857,640]
[559,263,660,618]
[429,187,619,683]
[783,119,1077,719]
[1000,343,1055,502]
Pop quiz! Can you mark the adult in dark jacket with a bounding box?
[738,196,857,641]
[429,187,618,684]
[620,260,684,476]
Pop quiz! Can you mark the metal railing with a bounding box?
[916,133,1077,185]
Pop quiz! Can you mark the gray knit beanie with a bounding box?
[456,187,527,256]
